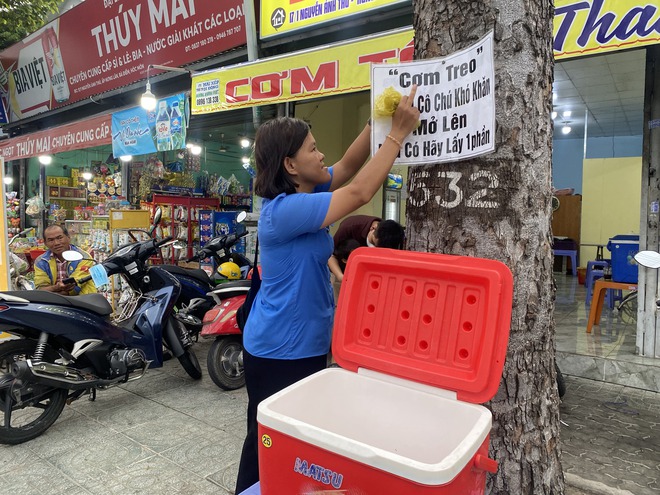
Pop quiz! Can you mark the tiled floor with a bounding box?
[554,271,660,392]
[0,339,245,494]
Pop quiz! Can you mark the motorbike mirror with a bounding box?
[236,211,247,223]
[62,250,83,262]
[153,207,162,226]
[634,250,660,269]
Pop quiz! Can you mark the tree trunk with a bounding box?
[408,1,563,493]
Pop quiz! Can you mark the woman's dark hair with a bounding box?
[254,117,310,199]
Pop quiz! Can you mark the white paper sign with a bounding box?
[371,31,495,165]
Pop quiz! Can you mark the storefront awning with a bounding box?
[0,113,112,161]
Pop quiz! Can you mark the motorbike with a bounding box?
[160,211,254,337]
[199,280,252,390]
[197,216,258,391]
[0,208,202,445]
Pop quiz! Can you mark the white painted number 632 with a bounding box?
[409,170,499,209]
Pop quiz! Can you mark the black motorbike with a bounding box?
[161,213,253,336]
[0,208,202,444]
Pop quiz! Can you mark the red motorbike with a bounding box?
[199,280,251,390]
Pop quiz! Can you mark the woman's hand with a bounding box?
[389,85,421,141]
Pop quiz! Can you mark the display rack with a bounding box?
[64,220,92,251]
[151,194,220,262]
[220,194,252,211]
[48,185,86,202]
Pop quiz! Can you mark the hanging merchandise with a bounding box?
[138,156,165,200]
[227,174,243,194]
[183,148,201,172]
[25,195,46,217]
[5,192,21,235]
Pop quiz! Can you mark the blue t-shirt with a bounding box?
[243,178,334,359]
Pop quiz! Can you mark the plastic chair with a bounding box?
[553,249,578,275]
[585,264,623,309]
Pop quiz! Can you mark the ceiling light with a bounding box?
[241,156,250,164]
[219,133,227,152]
[140,81,157,111]
[120,155,132,162]
[219,145,228,152]
[140,64,192,111]
[82,171,93,181]
[240,137,250,148]
[3,177,13,185]
[38,155,52,165]
[551,111,557,119]
[561,125,571,135]
[562,110,572,118]
[190,145,202,155]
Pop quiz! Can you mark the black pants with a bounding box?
[234,350,327,494]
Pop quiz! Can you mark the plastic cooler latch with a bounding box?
[474,454,498,473]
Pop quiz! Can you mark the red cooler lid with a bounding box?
[333,248,513,404]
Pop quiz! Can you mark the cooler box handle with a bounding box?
[474,454,498,473]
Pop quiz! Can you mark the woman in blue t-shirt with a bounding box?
[235,86,420,493]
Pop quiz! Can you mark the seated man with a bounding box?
[34,225,96,295]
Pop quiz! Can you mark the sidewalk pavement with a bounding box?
[560,375,660,495]
[0,338,658,494]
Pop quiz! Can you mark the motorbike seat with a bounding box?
[160,265,213,285]
[207,280,251,301]
[2,291,113,316]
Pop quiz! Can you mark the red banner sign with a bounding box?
[0,0,246,122]
[0,114,112,161]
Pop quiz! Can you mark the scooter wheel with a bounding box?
[178,348,202,380]
[207,336,245,390]
[0,339,67,444]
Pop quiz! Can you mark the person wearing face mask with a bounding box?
[234,86,420,493]
[33,224,96,295]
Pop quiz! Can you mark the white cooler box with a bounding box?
[258,248,513,494]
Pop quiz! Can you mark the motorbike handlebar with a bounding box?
[186,230,249,262]
[155,236,174,248]
[76,275,93,285]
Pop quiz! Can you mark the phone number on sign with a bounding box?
[196,95,221,106]
[184,26,242,53]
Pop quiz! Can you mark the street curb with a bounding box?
[565,473,636,495]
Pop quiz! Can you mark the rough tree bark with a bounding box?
[408,1,563,493]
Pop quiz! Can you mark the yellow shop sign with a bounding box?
[191,27,413,115]
[554,0,660,59]
[260,0,408,39]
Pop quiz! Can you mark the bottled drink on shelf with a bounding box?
[155,101,172,151]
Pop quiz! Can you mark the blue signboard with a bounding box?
[112,93,187,157]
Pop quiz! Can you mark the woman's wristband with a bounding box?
[386,134,402,149]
